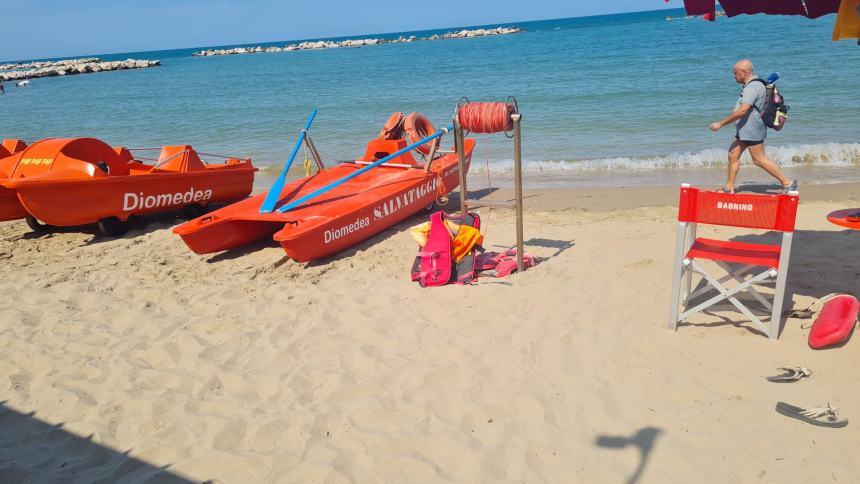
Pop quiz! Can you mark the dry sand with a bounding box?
[1,182,860,483]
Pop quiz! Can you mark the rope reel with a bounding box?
[452,97,520,237]
[451,95,525,273]
[455,97,518,137]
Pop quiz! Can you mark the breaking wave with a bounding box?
[475,143,860,175]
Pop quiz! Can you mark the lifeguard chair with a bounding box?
[668,184,800,339]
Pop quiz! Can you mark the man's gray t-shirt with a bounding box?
[735,79,767,142]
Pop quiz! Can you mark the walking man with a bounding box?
[709,59,796,193]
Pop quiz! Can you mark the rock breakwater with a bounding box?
[0,58,160,81]
[192,27,524,57]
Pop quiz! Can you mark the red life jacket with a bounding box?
[411,211,481,286]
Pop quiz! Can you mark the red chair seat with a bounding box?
[686,237,782,268]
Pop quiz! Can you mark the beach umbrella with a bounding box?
[680,0,840,19]
[670,0,859,42]
[832,0,860,40]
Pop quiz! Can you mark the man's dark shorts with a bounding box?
[735,136,763,147]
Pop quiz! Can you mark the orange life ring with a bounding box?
[403,112,437,157]
[378,112,405,140]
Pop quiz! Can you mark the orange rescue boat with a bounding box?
[174,113,473,262]
[0,137,255,235]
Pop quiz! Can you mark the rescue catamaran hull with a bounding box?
[174,138,474,262]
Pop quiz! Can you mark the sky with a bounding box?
[0,0,673,61]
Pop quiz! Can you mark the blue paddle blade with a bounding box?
[259,109,317,213]
[276,123,453,213]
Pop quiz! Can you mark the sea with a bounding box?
[3,8,859,190]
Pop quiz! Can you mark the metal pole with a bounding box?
[455,118,468,213]
[150,150,190,171]
[512,113,524,272]
[424,136,439,173]
[304,133,325,170]
[260,109,317,213]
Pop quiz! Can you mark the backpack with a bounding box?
[750,78,789,131]
[410,211,482,287]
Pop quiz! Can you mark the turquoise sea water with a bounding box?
[3,9,859,189]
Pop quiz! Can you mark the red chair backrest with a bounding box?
[677,186,799,232]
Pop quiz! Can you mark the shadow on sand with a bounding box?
[0,401,193,483]
[9,208,201,247]
[523,237,575,258]
[677,227,860,337]
[732,182,789,195]
[595,427,663,484]
[7,198,251,248]
[205,236,282,263]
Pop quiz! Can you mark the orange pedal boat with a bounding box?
[174,114,473,262]
[0,139,29,223]
[0,137,255,235]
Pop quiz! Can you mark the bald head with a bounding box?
[733,59,755,84]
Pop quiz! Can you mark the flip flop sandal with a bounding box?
[781,179,799,194]
[775,402,848,428]
[784,294,842,326]
[766,367,812,383]
[715,187,735,194]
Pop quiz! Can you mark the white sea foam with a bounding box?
[473,143,860,175]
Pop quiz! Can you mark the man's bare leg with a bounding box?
[748,143,792,187]
[725,139,746,192]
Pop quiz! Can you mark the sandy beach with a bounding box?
[2,182,859,482]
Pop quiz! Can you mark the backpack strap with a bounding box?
[742,78,767,113]
[444,211,482,284]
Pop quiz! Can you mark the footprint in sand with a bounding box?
[197,376,224,400]
[625,258,654,269]
[213,419,247,451]
[8,372,32,399]
[162,341,181,363]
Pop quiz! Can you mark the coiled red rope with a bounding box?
[457,102,515,134]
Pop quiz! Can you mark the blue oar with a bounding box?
[277,124,452,213]
[259,109,317,213]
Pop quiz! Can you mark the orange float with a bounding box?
[0,137,255,235]
[378,112,405,140]
[403,112,437,157]
[827,208,860,230]
[174,116,473,262]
